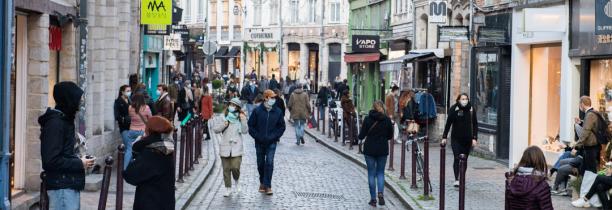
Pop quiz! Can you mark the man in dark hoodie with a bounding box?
[39,81,94,210]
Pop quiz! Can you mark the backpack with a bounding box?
[588,110,611,145]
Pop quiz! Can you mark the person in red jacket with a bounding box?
[201,86,214,140]
[505,146,553,210]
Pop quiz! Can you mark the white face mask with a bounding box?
[186,84,192,88]
[124,91,131,98]
[156,90,162,96]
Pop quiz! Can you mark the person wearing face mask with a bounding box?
[115,85,132,151]
[155,84,174,122]
[39,81,93,210]
[213,98,248,197]
[240,79,259,117]
[385,86,400,143]
[226,81,239,99]
[441,93,478,187]
[177,80,195,121]
[248,90,286,195]
[288,84,311,145]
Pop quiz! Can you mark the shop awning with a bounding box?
[227,46,240,57]
[380,52,441,72]
[214,46,228,57]
[409,49,447,59]
[344,53,380,63]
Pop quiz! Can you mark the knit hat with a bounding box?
[146,116,173,134]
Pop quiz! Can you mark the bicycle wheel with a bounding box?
[416,154,424,181]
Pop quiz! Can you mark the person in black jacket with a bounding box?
[442,93,478,187]
[115,85,132,144]
[317,85,330,123]
[124,116,175,210]
[273,89,286,116]
[241,79,259,117]
[358,100,394,207]
[177,80,195,121]
[39,81,94,210]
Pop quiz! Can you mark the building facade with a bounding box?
[204,0,243,79]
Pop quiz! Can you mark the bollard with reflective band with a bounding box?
[423,136,430,197]
[399,133,407,179]
[411,138,417,189]
[459,154,467,210]
[98,157,114,210]
[178,125,186,182]
[439,142,446,210]
[40,172,49,210]
[116,144,126,210]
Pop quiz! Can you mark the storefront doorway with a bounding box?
[287,43,300,81]
[10,14,28,192]
[529,44,562,151]
[307,43,319,93]
[328,43,341,82]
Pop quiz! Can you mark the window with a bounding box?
[184,0,192,22]
[309,0,317,23]
[270,1,278,25]
[291,0,299,24]
[330,1,341,22]
[210,1,217,27]
[198,0,205,21]
[223,0,229,26]
[254,0,262,25]
[474,51,499,126]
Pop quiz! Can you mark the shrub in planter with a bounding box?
[213,101,226,113]
[212,80,224,90]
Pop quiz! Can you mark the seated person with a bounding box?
[572,162,612,208]
[552,155,583,196]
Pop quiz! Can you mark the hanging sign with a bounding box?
[596,0,612,35]
[164,34,182,51]
[351,35,380,53]
[438,26,469,42]
[141,0,172,25]
[144,24,171,35]
[429,0,448,24]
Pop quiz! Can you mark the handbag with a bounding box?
[359,121,379,153]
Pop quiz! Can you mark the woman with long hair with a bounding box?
[505,146,552,210]
[441,93,478,187]
[213,98,248,197]
[124,93,152,169]
[114,85,132,152]
[357,100,394,207]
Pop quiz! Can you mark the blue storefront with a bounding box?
[142,35,163,99]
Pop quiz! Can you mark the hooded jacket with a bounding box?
[505,167,553,210]
[358,110,394,157]
[39,81,85,190]
[124,133,175,210]
[288,89,311,120]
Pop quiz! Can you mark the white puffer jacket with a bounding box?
[213,115,248,157]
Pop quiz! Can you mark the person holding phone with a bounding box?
[214,98,248,197]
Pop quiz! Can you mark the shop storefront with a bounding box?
[345,35,382,115]
[569,0,612,128]
[142,35,163,99]
[510,1,574,166]
[243,28,280,80]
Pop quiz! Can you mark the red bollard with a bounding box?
[399,133,407,179]
[411,138,417,189]
[424,136,430,197]
[178,125,186,182]
[40,172,49,210]
[98,157,114,210]
[459,154,467,210]
[440,142,446,210]
[116,144,125,210]
[388,129,395,171]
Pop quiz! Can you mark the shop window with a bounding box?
[529,45,561,152]
[589,59,612,120]
[474,51,499,126]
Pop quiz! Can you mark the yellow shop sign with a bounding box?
[141,0,172,25]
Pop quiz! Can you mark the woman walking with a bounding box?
[357,100,394,207]
[114,85,131,150]
[441,93,478,187]
[201,86,213,140]
[505,146,553,210]
[124,116,175,210]
[213,98,248,197]
[124,93,152,169]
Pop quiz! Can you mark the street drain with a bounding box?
[292,191,346,200]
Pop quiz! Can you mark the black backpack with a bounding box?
[588,110,611,145]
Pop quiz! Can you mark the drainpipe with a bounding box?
[76,0,89,135]
[0,0,14,208]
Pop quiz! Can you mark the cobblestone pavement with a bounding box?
[189,118,406,209]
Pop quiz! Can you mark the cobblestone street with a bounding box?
[187,118,406,209]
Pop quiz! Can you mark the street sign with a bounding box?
[438,26,469,42]
[429,0,448,24]
[164,34,182,51]
[172,25,189,40]
[202,41,217,55]
[351,35,380,53]
[141,0,172,25]
[596,0,612,35]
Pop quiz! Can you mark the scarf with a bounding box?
[184,87,193,102]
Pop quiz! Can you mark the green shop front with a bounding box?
[344,35,383,116]
[141,35,164,99]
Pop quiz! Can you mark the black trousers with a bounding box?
[581,146,600,175]
[451,139,472,181]
[586,175,612,210]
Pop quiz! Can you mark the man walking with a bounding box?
[259,76,270,92]
[156,84,174,122]
[269,74,279,91]
[241,79,259,117]
[288,84,311,145]
[39,82,94,210]
[248,90,286,195]
[572,96,604,174]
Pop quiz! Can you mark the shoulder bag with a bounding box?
[359,121,379,153]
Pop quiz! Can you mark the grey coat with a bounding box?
[213,115,248,157]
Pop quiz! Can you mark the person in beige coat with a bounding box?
[214,98,248,197]
[288,84,311,145]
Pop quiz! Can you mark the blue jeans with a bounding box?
[294,119,306,143]
[48,189,80,210]
[123,130,144,169]
[553,151,572,169]
[318,106,326,121]
[255,143,277,188]
[365,155,387,200]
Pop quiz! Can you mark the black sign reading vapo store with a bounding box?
[351,35,380,53]
[596,0,612,35]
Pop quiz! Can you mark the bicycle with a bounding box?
[405,134,433,193]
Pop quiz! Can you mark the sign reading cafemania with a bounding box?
[141,0,172,25]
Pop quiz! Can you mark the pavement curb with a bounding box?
[176,122,218,210]
[304,129,418,210]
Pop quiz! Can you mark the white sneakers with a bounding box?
[223,187,231,197]
[571,198,591,208]
[453,181,460,187]
[234,179,241,194]
[224,180,241,197]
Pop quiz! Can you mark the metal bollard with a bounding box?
[328,110,332,138]
[423,136,430,197]
[316,103,320,132]
[348,115,354,150]
[322,107,326,135]
[194,117,200,164]
[116,144,125,210]
[440,142,446,210]
[459,154,467,210]
[334,111,339,142]
[40,172,49,210]
[388,130,395,171]
[173,128,178,181]
[178,125,186,182]
[98,157,114,210]
[186,120,193,172]
[399,133,407,179]
[411,138,417,189]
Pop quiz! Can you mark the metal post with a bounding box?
[186,120,193,172]
[348,115,354,150]
[316,102,320,132]
[98,157,114,210]
[388,131,395,171]
[410,138,417,189]
[194,117,200,164]
[440,142,446,210]
[0,0,14,208]
[321,107,325,135]
[178,125,186,182]
[40,172,49,210]
[184,41,192,80]
[399,134,407,179]
[424,136,430,197]
[459,154,467,210]
[116,145,125,210]
[328,110,332,138]
[173,128,178,180]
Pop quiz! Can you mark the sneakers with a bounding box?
[258,185,266,193]
[453,181,459,187]
[223,187,231,197]
[571,198,591,208]
[234,180,241,193]
[265,187,273,195]
[551,189,568,196]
